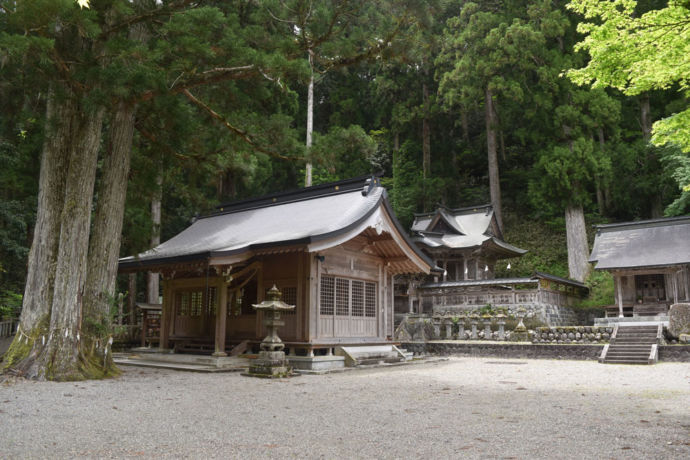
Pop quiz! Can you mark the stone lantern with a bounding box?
[512,307,529,342]
[245,285,295,378]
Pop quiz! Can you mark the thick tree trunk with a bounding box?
[460,109,469,142]
[565,203,590,283]
[485,88,503,232]
[304,51,314,187]
[640,95,652,141]
[596,128,606,216]
[32,104,106,381]
[82,101,135,376]
[146,173,162,304]
[422,81,431,180]
[3,90,74,373]
[639,95,663,217]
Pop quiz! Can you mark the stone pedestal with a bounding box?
[482,315,492,340]
[470,321,478,340]
[497,320,506,341]
[457,318,465,340]
[444,321,452,340]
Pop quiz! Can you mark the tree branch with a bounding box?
[99,0,196,39]
[182,89,299,161]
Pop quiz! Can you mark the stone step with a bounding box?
[357,357,405,366]
[606,352,650,358]
[603,359,651,365]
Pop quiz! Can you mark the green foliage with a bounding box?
[568,0,690,158]
[578,270,614,309]
[0,289,22,318]
[494,213,569,278]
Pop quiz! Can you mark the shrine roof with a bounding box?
[410,205,526,258]
[589,216,690,270]
[119,176,434,274]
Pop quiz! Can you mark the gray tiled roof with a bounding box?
[589,216,690,270]
[119,177,434,271]
[411,204,526,257]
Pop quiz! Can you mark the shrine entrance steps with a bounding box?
[600,325,660,365]
[335,345,412,367]
[114,350,250,372]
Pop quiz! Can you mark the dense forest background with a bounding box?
[1,0,688,319]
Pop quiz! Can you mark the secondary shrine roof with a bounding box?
[410,205,527,259]
[589,216,690,270]
[119,176,433,274]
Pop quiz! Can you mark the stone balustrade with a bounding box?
[532,326,613,344]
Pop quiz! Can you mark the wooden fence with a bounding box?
[0,319,18,338]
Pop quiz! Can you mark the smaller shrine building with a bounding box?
[589,216,690,320]
[395,205,588,326]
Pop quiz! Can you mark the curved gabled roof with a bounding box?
[410,204,526,258]
[119,177,434,274]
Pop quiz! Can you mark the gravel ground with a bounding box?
[1,357,689,459]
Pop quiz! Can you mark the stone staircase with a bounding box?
[600,325,661,365]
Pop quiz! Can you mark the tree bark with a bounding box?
[596,128,606,216]
[640,95,652,141]
[460,109,469,142]
[82,101,136,377]
[422,81,431,180]
[304,51,315,187]
[565,203,590,283]
[485,87,503,232]
[3,89,74,373]
[146,172,162,304]
[32,103,106,381]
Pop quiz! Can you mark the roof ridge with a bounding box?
[595,215,690,231]
[205,175,380,219]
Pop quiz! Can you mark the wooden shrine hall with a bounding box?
[118,176,433,367]
[589,216,690,320]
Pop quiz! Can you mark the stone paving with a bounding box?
[1,357,689,459]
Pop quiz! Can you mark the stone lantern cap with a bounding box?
[252,285,295,312]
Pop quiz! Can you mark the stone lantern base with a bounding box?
[245,350,294,378]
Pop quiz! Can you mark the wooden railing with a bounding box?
[0,319,18,338]
[421,287,580,309]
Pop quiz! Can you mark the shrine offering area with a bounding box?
[1,358,689,459]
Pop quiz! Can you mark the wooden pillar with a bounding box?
[463,258,468,280]
[442,260,447,282]
[213,278,228,357]
[408,280,414,313]
[378,263,384,338]
[160,279,171,350]
[616,273,623,318]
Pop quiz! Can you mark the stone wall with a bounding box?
[403,341,604,361]
[431,303,578,326]
[533,326,613,344]
[403,341,690,362]
[658,345,690,362]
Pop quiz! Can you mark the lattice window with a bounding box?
[320,276,335,315]
[190,291,203,316]
[282,286,297,315]
[365,282,376,317]
[351,281,364,317]
[206,287,217,316]
[179,292,190,316]
[336,278,350,316]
